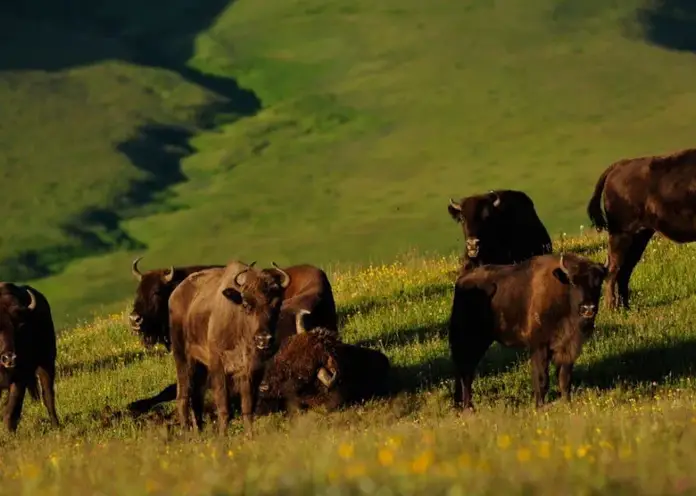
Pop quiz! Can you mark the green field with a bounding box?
[1,0,696,326]
[3,232,696,494]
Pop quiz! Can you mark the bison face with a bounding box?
[221,263,292,356]
[129,258,176,350]
[448,192,502,261]
[553,254,608,324]
[0,286,37,383]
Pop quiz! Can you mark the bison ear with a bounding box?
[222,287,243,304]
[448,198,462,221]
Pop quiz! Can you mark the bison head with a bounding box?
[221,262,292,355]
[448,191,502,262]
[129,257,178,350]
[0,285,37,387]
[553,253,608,323]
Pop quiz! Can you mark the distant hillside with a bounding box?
[1,0,696,326]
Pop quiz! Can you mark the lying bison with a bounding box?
[448,190,552,270]
[0,283,59,432]
[448,253,606,411]
[256,309,391,415]
[169,261,291,434]
[587,147,696,310]
[126,259,338,415]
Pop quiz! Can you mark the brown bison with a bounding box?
[255,309,391,415]
[448,190,552,270]
[587,148,696,309]
[448,253,606,411]
[126,260,338,415]
[169,261,291,434]
[0,283,59,432]
[129,257,223,349]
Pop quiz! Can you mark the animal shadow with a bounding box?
[635,0,696,53]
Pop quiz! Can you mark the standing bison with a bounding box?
[448,253,606,411]
[0,283,59,432]
[169,261,291,434]
[448,190,552,270]
[587,147,696,310]
[256,309,390,414]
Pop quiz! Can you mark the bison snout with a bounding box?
[0,352,17,369]
[466,238,480,258]
[579,304,597,319]
[129,313,143,330]
[254,334,274,351]
[317,366,338,388]
[259,382,270,393]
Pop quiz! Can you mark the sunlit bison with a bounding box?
[255,309,391,415]
[587,147,696,309]
[169,261,291,434]
[448,253,606,411]
[448,190,552,270]
[0,283,59,432]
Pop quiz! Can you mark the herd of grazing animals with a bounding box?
[2,147,696,433]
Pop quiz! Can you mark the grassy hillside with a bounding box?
[2,232,696,494]
[3,0,696,326]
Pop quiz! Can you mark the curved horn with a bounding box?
[131,256,143,281]
[295,309,311,334]
[559,253,570,276]
[489,191,501,207]
[234,268,250,287]
[25,288,37,311]
[162,266,175,284]
[449,198,462,211]
[271,262,291,289]
[317,367,337,388]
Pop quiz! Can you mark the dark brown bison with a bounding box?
[125,261,338,415]
[587,148,696,309]
[448,253,606,411]
[448,190,552,270]
[129,257,223,350]
[169,261,291,434]
[0,283,59,432]
[255,309,391,415]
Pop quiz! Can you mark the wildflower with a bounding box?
[618,446,632,459]
[378,448,394,466]
[411,451,434,474]
[537,441,551,459]
[386,436,402,448]
[516,447,532,462]
[457,453,471,467]
[497,434,511,449]
[338,443,354,460]
[562,445,573,460]
[344,463,366,479]
[227,450,234,458]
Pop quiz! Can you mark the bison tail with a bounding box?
[27,375,40,401]
[586,162,617,232]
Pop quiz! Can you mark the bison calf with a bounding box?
[256,310,391,414]
[0,283,59,432]
[448,253,606,410]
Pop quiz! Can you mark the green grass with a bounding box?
[3,232,696,494]
[2,0,696,326]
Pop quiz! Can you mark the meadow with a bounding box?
[2,0,696,326]
[3,231,696,494]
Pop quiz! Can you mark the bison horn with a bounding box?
[317,366,337,388]
[271,262,291,288]
[295,308,311,334]
[559,253,570,276]
[448,198,462,211]
[162,266,175,284]
[25,288,37,311]
[131,256,144,281]
[489,191,501,207]
[234,268,250,287]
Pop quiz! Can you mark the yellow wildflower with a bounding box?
[411,451,434,474]
[338,443,354,460]
[537,441,551,459]
[344,463,366,479]
[378,448,394,466]
[497,434,512,449]
[516,447,532,462]
[457,453,472,467]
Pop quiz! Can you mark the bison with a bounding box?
[129,257,223,350]
[448,190,552,270]
[587,147,696,310]
[126,260,338,415]
[0,283,59,432]
[448,252,606,411]
[169,261,291,434]
[255,309,391,415]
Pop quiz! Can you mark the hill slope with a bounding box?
[3,233,696,494]
[2,0,696,325]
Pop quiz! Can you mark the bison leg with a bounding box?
[127,383,178,415]
[556,363,574,402]
[605,233,633,310]
[3,381,27,432]
[190,362,208,431]
[451,338,492,411]
[209,365,230,435]
[239,378,258,436]
[36,366,59,427]
[616,229,654,309]
[174,358,194,430]
[531,347,550,408]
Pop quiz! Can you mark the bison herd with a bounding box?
[2,147,696,433]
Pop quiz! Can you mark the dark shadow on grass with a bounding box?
[0,0,262,280]
[57,348,168,379]
[636,0,696,53]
